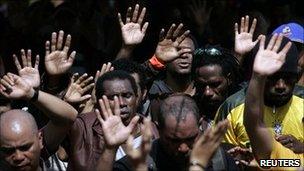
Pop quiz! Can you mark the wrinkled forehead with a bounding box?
[102,79,134,94]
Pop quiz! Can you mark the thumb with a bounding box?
[127,115,140,132]
[79,94,92,102]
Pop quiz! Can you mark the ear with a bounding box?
[38,131,44,150]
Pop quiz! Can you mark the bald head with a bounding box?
[0,109,38,142]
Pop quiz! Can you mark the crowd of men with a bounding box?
[0,1,303,171]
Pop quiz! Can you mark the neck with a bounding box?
[165,72,193,94]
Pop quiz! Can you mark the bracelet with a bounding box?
[30,89,39,102]
[190,160,207,170]
[149,55,165,70]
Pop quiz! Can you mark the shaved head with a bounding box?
[0,109,38,140]
[0,109,42,171]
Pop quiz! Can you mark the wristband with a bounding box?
[30,89,39,102]
[149,55,165,70]
[190,160,207,170]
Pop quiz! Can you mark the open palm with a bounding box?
[45,30,75,75]
[253,34,291,76]
[122,23,145,45]
[0,74,32,100]
[96,95,139,148]
[19,68,40,88]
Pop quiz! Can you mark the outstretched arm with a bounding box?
[243,34,292,160]
[0,73,78,153]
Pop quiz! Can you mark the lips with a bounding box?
[178,62,190,68]
[120,110,130,119]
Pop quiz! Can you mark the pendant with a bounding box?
[273,121,282,135]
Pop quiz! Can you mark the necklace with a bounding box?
[272,106,283,135]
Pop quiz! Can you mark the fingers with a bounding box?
[253,34,263,46]
[176,30,190,44]
[99,97,109,119]
[244,15,249,33]
[103,95,113,117]
[126,7,132,23]
[95,109,104,124]
[81,83,94,94]
[240,17,245,33]
[132,4,139,22]
[21,49,27,67]
[266,33,278,50]
[75,73,88,84]
[142,22,149,34]
[138,7,146,25]
[159,29,165,41]
[259,35,266,50]
[177,48,193,56]
[118,13,124,27]
[279,42,292,60]
[27,50,32,67]
[71,73,79,83]
[113,96,120,116]
[105,62,112,73]
[173,23,184,38]
[127,115,140,131]
[79,94,92,102]
[68,51,76,64]
[234,23,239,35]
[57,30,64,50]
[273,34,283,52]
[249,18,257,35]
[63,34,72,54]
[45,41,50,57]
[80,76,93,88]
[166,23,176,39]
[51,32,57,52]
[34,55,40,70]
[13,54,22,71]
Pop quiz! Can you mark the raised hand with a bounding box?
[96,95,139,148]
[190,120,228,170]
[187,0,212,33]
[125,117,152,170]
[155,23,191,63]
[80,63,114,113]
[45,30,76,75]
[234,16,262,56]
[253,34,292,76]
[0,73,34,100]
[64,73,94,104]
[118,4,149,46]
[13,49,40,88]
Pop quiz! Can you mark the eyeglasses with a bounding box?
[195,47,223,56]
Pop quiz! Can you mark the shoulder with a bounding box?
[215,88,246,123]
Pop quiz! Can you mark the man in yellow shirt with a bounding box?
[243,34,303,169]
[214,34,304,155]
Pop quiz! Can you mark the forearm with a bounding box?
[96,147,117,171]
[116,45,135,60]
[32,91,78,125]
[244,73,272,159]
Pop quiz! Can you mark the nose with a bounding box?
[118,95,127,107]
[203,86,214,98]
[275,79,287,94]
[12,150,25,164]
[178,143,190,153]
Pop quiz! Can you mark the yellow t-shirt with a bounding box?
[214,88,304,148]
